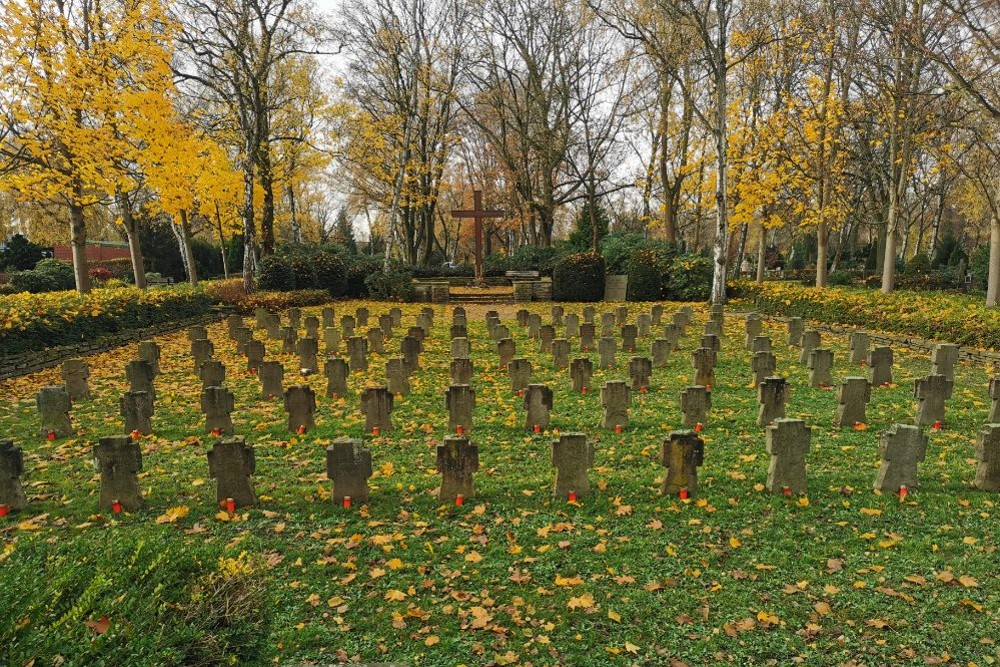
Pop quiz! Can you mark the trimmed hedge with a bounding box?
[0,286,214,357]
[735,280,1000,349]
[202,279,330,315]
[552,252,605,302]
[256,247,348,296]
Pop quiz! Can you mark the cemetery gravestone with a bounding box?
[401,336,422,371]
[287,308,301,330]
[450,323,468,340]
[651,304,664,325]
[808,349,834,387]
[757,377,788,426]
[551,305,564,327]
[692,348,716,387]
[284,385,317,433]
[651,339,671,367]
[498,338,516,369]
[356,307,370,328]
[304,315,320,339]
[570,358,592,393]
[445,385,476,433]
[524,384,554,430]
[628,356,652,391]
[551,338,570,369]
[347,336,368,372]
[265,313,281,340]
[120,391,153,435]
[451,337,471,359]
[324,327,341,354]
[281,326,297,354]
[700,333,720,354]
[599,337,617,368]
[516,309,530,327]
[379,313,393,339]
[745,314,762,349]
[138,340,161,376]
[298,337,319,374]
[799,330,820,364]
[37,386,72,438]
[188,324,208,342]
[751,336,771,354]
[601,312,615,338]
[61,359,90,401]
[509,358,532,393]
[616,306,629,326]
[527,313,541,339]
[869,346,894,386]
[752,351,777,387]
[660,431,705,496]
[259,361,284,399]
[974,424,1000,492]
[201,386,235,435]
[367,328,385,355]
[361,386,394,433]
[583,305,596,323]
[208,437,256,507]
[931,343,959,382]
[990,377,1000,422]
[621,324,638,352]
[126,359,157,404]
[450,357,474,386]
[566,313,580,338]
[93,435,144,511]
[437,435,479,502]
[326,439,373,504]
[323,307,335,329]
[324,357,349,398]
[579,323,595,351]
[538,325,555,354]
[835,377,871,427]
[766,419,810,494]
[245,339,265,373]
[390,307,402,327]
[875,424,927,492]
[914,374,952,427]
[341,315,356,339]
[233,327,253,355]
[191,338,214,372]
[637,313,651,338]
[199,360,226,391]
[849,331,870,365]
[601,381,631,430]
[387,358,411,396]
[0,440,26,511]
[662,324,681,351]
[680,386,711,426]
[551,433,595,498]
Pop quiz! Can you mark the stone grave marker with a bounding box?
[437,435,478,502]
[990,377,1000,422]
[297,337,319,374]
[620,324,638,352]
[389,307,402,327]
[637,313,651,338]
[324,357,349,398]
[651,304,664,325]
[188,324,208,342]
[914,374,952,427]
[120,391,153,435]
[523,384,554,430]
[616,305,628,325]
[672,311,687,331]
[356,307,369,328]
[931,343,959,382]
[324,327,341,354]
[651,339,671,367]
[551,338,570,369]
[367,327,385,355]
[516,309,530,327]
[974,424,1000,492]
[703,319,722,338]
[287,307,301,330]
[451,337,470,359]
[757,377,788,426]
[700,333,720,353]
[808,349,834,387]
[387,357,412,395]
[583,305,595,323]
[280,326,297,354]
[201,386,235,435]
[245,339,265,373]
[259,360,284,399]
[570,358,592,393]
[766,419,810,494]
[600,312,615,338]
[233,327,253,355]
[137,340,161,375]
[662,323,680,351]
[509,358,532,393]
[341,315,356,339]
[709,303,724,326]
[224,315,242,338]
[787,317,804,346]
[126,359,157,402]
[191,338,214,371]
[875,424,927,492]
[527,313,541,339]
[322,307,335,329]
[498,338,516,369]
[745,314,763,349]
[61,358,91,401]
[449,357,472,385]
[416,313,432,335]
[599,337,617,368]
[361,386,394,433]
[284,385,316,433]
[566,313,580,338]
[692,348,716,387]
[551,433,594,498]
[93,435,143,510]
[451,323,467,340]
[799,330,820,364]
[304,315,320,339]
[628,356,652,391]
[551,305,564,327]
[326,439,373,504]
[868,346,894,386]
[849,331,870,365]
[538,324,555,353]
[751,335,771,355]
[660,431,704,496]
[379,313,393,339]
[680,385,711,426]
[200,359,226,390]
[347,336,368,372]
[0,440,26,511]
[265,313,281,340]
[835,377,871,427]
[579,322,595,351]
[446,384,476,433]
[601,381,631,430]
[208,437,256,507]
[401,335,422,371]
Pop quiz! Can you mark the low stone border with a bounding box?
[0,310,225,380]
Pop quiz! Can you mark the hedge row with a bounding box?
[203,279,331,315]
[0,286,215,357]
[734,280,1000,350]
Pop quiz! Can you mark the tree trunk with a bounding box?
[118,193,146,289]
[756,222,766,284]
[242,164,257,293]
[734,223,748,279]
[175,210,199,285]
[881,201,898,293]
[215,202,230,280]
[69,199,91,293]
[710,0,729,305]
[259,147,276,256]
[987,217,1000,307]
[815,221,828,287]
[288,184,301,244]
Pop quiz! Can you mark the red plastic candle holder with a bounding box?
[899,485,908,500]
[372,426,380,436]
[0,505,9,518]
[456,425,464,435]
[47,431,56,441]
[455,494,464,507]
[297,425,306,435]
[250,367,258,375]
[679,488,690,500]
[568,490,577,503]
[581,386,587,394]
[533,424,541,434]
[211,428,221,437]
[695,423,703,433]
[343,496,352,508]
[640,386,648,394]
[614,425,622,434]
[783,486,792,497]
[130,430,141,441]
[112,499,123,514]
[226,497,236,514]
[932,421,942,431]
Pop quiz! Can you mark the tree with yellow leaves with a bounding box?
[0,0,177,292]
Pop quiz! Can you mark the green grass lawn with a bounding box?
[1,301,998,666]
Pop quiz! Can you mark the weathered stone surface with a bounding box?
[579,323,595,351]
[680,385,711,426]
[0,440,26,511]
[551,305,564,327]
[835,377,871,427]
[751,336,771,355]
[799,330,820,364]
[287,307,301,330]
[565,313,580,338]
[523,384,553,430]
[264,313,281,340]
[931,343,959,382]
[637,313,651,338]
[284,385,316,433]
[401,335,422,371]
[692,348,716,387]
[868,346,894,386]
[807,348,834,387]
[509,358,532,393]
[389,307,402,327]
[188,324,208,342]
[527,313,541,339]
[386,357,411,395]
[201,386,235,435]
[990,377,1000,422]
[379,313,393,339]
[126,359,156,404]
[61,358,91,401]
[451,337,470,359]
[538,325,555,353]
[361,386,394,433]
[849,331,870,365]
[651,339,671,367]
[137,340,161,376]
[437,435,478,502]
[280,326,297,354]
[651,304,664,325]
[347,336,368,372]
[233,327,253,355]
[662,324,680,351]
[600,312,615,338]
[37,386,72,438]
[326,438,372,503]
[450,357,473,386]
[974,424,1000,492]
[322,307,335,329]
[752,351,777,387]
[700,333,720,353]
[766,419,810,494]
[599,337,617,368]
[703,319,721,338]
[757,377,788,426]
[341,315,356,339]
[416,313,432,335]
[616,306,628,325]
[620,324,638,352]
[516,309,530,327]
[245,339,265,373]
[199,359,226,390]
[914,374,952,426]
[191,338,214,372]
[582,305,596,323]
[259,360,284,399]
[324,327,341,354]
[551,433,594,498]
[93,435,143,510]
[304,315,320,340]
[450,323,467,340]
[356,307,370,328]
[551,338,570,369]
[498,338,516,369]
[208,437,256,507]
[601,381,631,430]
[744,314,762,349]
[874,424,927,492]
[628,356,652,391]
[365,328,384,356]
[446,384,476,433]
[120,391,153,435]
[570,357,592,393]
[659,431,704,496]
[225,315,242,337]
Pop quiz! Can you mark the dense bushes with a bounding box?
[665,254,713,301]
[552,252,605,302]
[737,280,1000,349]
[202,279,329,315]
[256,246,348,296]
[8,258,77,293]
[0,533,272,666]
[484,245,559,276]
[365,268,416,301]
[0,286,214,356]
[625,246,674,301]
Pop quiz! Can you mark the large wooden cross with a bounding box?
[451,190,504,282]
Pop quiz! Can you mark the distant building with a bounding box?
[52,241,130,262]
